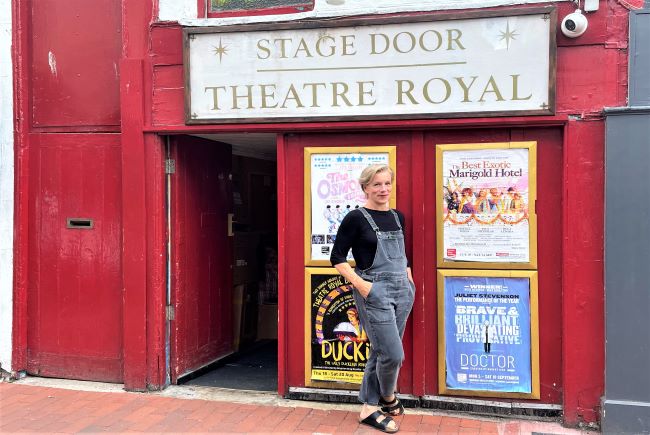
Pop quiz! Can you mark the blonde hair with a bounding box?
[359,164,394,195]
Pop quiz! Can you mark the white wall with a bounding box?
[0,0,14,373]
[159,0,564,25]
[159,0,197,22]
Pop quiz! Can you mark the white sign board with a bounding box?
[185,9,555,123]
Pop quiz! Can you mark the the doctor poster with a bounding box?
[304,146,396,266]
[305,268,369,387]
[436,142,537,269]
[437,270,540,399]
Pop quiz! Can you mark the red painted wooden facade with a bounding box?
[11,0,631,426]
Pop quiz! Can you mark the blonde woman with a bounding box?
[330,164,415,433]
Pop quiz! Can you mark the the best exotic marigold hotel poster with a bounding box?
[437,143,536,266]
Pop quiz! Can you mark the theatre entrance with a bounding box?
[167,134,279,392]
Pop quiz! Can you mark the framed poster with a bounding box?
[436,142,537,269]
[437,270,540,399]
[304,268,369,388]
[304,146,397,266]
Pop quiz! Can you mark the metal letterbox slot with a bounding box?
[66,218,94,229]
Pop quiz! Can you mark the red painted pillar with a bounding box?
[11,0,30,373]
[120,0,164,391]
[562,119,605,424]
[119,62,167,390]
[410,131,426,397]
[120,59,148,391]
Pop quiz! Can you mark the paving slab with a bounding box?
[0,378,599,434]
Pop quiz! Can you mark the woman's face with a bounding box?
[364,171,392,208]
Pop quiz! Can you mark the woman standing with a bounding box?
[330,164,415,433]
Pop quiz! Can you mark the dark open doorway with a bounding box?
[170,133,279,392]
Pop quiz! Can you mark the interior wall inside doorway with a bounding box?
[231,154,278,351]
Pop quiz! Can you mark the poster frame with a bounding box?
[304,267,365,389]
[437,269,540,399]
[304,146,397,266]
[435,141,538,269]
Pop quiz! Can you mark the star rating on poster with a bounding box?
[313,156,334,169]
[312,154,391,170]
[334,155,364,163]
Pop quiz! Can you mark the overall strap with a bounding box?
[358,207,380,232]
[389,210,402,230]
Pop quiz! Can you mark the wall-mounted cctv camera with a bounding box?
[561,9,588,38]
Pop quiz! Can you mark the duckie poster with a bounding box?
[307,269,370,384]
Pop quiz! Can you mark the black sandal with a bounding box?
[379,397,405,416]
[360,410,399,433]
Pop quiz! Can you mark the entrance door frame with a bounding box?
[167,135,235,384]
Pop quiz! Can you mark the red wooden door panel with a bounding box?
[27,134,123,382]
[422,128,563,404]
[30,0,121,128]
[171,136,233,381]
[281,129,562,404]
[282,132,415,393]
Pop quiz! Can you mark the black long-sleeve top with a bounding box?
[329,208,409,270]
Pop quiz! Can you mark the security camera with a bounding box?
[561,9,588,38]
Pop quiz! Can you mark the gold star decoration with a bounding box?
[213,39,228,62]
[498,22,519,50]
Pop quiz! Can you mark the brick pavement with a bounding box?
[0,382,598,434]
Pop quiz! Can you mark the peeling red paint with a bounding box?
[562,119,605,426]
[30,0,122,128]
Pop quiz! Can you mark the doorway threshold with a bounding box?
[180,340,278,392]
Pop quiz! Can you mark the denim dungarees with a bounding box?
[353,208,415,405]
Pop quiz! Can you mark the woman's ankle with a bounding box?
[360,403,380,418]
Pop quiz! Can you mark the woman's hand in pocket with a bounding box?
[356,279,373,299]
